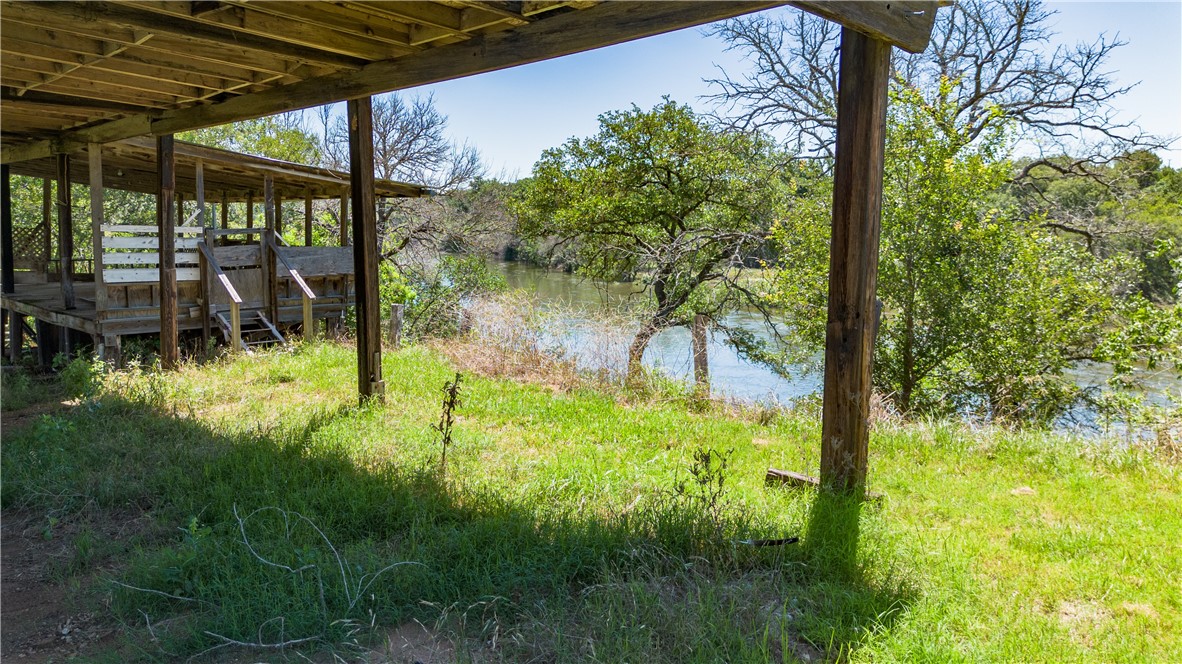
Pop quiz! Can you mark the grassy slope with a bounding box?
[2,342,1178,662]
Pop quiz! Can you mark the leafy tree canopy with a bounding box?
[514,99,792,381]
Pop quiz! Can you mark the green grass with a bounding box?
[1,342,1179,662]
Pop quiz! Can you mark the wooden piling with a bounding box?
[349,97,384,401]
[819,28,891,494]
[157,134,179,370]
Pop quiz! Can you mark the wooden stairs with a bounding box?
[214,309,284,351]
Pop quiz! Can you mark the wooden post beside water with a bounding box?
[819,28,891,494]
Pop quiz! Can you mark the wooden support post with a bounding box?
[35,320,57,367]
[246,192,254,228]
[339,189,349,246]
[2,163,13,295]
[157,134,179,370]
[2,164,13,363]
[195,159,206,227]
[303,292,314,342]
[88,144,107,317]
[263,175,278,324]
[195,162,210,353]
[275,191,284,238]
[819,28,891,495]
[230,300,241,352]
[304,191,313,247]
[56,153,75,310]
[42,178,52,272]
[692,313,709,395]
[177,192,184,227]
[100,334,121,368]
[349,97,384,401]
[220,190,229,229]
[389,303,404,349]
[199,230,211,352]
[9,311,22,363]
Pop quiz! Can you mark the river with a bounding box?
[492,260,1179,427]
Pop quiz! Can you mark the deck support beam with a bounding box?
[88,144,107,318]
[339,189,349,246]
[56,153,75,310]
[158,134,179,370]
[2,164,13,295]
[263,175,279,323]
[304,191,313,247]
[819,28,891,495]
[349,97,383,401]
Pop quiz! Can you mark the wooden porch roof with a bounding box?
[6,136,427,201]
[1,1,939,165]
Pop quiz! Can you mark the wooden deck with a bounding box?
[1,282,101,336]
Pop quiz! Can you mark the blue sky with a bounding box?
[402,1,1181,178]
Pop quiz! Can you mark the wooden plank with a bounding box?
[103,236,200,250]
[118,0,415,61]
[765,468,883,502]
[210,245,261,268]
[101,224,204,234]
[88,144,108,315]
[106,266,200,284]
[787,1,938,54]
[275,246,353,277]
[819,28,891,494]
[56,153,76,310]
[350,96,383,400]
[102,251,199,266]
[28,2,367,70]
[157,133,178,369]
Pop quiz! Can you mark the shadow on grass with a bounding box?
[1,390,915,662]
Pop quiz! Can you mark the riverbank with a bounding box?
[2,342,1179,662]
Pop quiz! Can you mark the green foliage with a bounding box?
[59,355,106,400]
[769,79,1180,423]
[178,113,320,165]
[402,255,506,340]
[514,99,790,377]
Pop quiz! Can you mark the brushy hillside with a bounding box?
[1,342,1179,662]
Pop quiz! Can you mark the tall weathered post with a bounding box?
[2,164,16,362]
[157,135,179,370]
[2,164,13,296]
[56,153,75,310]
[819,27,891,494]
[349,97,384,401]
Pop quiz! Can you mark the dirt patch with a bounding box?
[1,508,156,662]
[369,620,459,663]
[0,399,71,434]
[1057,599,1112,646]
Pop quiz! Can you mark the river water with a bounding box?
[493,261,1179,425]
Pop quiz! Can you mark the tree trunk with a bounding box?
[627,320,662,385]
[692,313,709,396]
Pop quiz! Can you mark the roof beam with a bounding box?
[4,1,781,163]
[22,2,367,70]
[787,1,939,53]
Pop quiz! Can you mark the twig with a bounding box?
[110,580,216,607]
